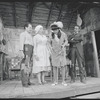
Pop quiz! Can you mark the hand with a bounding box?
[18,50,24,58]
[34,55,39,61]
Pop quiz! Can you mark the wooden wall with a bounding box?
[83,7,100,32]
[3,28,24,57]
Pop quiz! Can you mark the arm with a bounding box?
[62,33,69,47]
[19,33,25,58]
[68,34,77,43]
[19,33,25,51]
[33,36,37,56]
[73,34,83,42]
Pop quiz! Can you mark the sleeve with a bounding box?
[33,36,37,55]
[62,32,69,46]
[19,33,25,51]
[49,32,52,47]
[74,34,83,41]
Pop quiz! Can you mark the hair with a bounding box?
[74,25,81,29]
[51,30,61,39]
[24,22,32,29]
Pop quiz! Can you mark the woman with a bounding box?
[50,22,69,86]
[32,25,51,85]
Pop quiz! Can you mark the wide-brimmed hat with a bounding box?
[50,24,59,30]
[56,21,63,29]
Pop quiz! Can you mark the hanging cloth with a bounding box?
[76,14,82,26]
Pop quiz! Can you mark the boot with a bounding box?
[80,75,86,84]
[70,65,75,83]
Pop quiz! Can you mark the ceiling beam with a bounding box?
[12,2,16,27]
[27,2,35,23]
[57,3,64,21]
[46,2,54,28]
[42,2,50,9]
[68,12,74,30]
[71,3,83,13]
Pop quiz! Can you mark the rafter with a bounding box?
[27,2,35,23]
[68,12,74,30]
[42,2,50,9]
[12,2,16,27]
[57,3,64,21]
[46,2,54,28]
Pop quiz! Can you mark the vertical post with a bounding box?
[91,31,100,77]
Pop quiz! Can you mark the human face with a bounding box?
[26,24,32,33]
[74,26,80,33]
[52,29,59,34]
[38,27,43,34]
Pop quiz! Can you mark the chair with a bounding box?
[9,56,21,80]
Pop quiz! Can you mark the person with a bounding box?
[19,22,33,87]
[68,25,86,83]
[32,25,51,85]
[83,35,94,77]
[50,21,69,86]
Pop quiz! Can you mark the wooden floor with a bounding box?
[0,76,100,98]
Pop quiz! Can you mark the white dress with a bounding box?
[32,34,51,74]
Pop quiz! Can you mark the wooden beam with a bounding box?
[46,2,53,28]
[91,31,100,77]
[67,12,74,30]
[57,3,63,21]
[27,2,35,23]
[12,2,16,27]
[42,2,50,9]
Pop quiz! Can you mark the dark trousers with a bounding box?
[71,47,85,82]
[21,70,30,86]
[21,44,33,86]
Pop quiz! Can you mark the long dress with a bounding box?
[32,34,51,74]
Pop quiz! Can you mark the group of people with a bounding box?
[19,21,86,87]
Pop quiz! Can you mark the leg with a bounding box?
[62,66,68,86]
[21,70,29,87]
[62,66,65,82]
[37,72,42,85]
[70,48,76,83]
[76,50,86,83]
[41,71,46,84]
[52,66,58,85]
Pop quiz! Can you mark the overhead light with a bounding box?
[93,2,100,4]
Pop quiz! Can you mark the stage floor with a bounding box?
[0,76,100,98]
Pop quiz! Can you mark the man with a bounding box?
[68,25,86,83]
[19,22,33,87]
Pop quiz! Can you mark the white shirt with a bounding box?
[19,31,33,51]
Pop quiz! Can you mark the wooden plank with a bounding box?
[12,2,16,27]
[27,2,35,22]
[57,3,64,21]
[46,2,53,28]
[0,3,12,7]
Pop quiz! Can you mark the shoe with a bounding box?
[81,79,86,84]
[38,82,43,85]
[51,82,58,86]
[42,81,47,84]
[28,82,32,85]
[23,84,29,87]
[70,80,75,83]
[62,82,68,86]
[28,82,35,85]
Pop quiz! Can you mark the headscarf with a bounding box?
[50,21,63,30]
[34,25,43,34]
